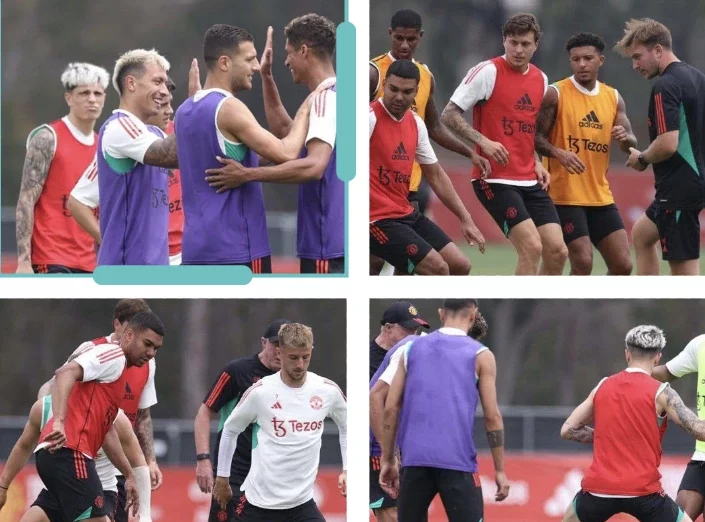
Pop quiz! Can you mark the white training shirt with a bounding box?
[102,109,162,165]
[217,371,347,510]
[71,154,99,208]
[666,334,705,461]
[369,100,437,164]
[307,77,336,149]
[449,56,548,186]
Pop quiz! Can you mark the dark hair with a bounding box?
[566,32,605,53]
[469,312,488,341]
[386,59,420,82]
[391,9,422,31]
[203,24,254,70]
[166,76,176,92]
[113,299,150,324]
[285,14,336,58]
[502,13,541,42]
[442,299,478,313]
[127,311,165,337]
[115,63,146,98]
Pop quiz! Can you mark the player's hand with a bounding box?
[0,486,7,510]
[44,421,67,452]
[626,147,647,172]
[495,471,510,501]
[337,470,347,497]
[461,217,486,254]
[15,261,33,274]
[555,149,585,174]
[611,125,629,143]
[260,26,274,78]
[379,460,400,499]
[196,459,214,494]
[188,58,202,97]
[535,162,551,190]
[124,474,140,518]
[205,156,252,192]
[479,138,510,166]
[148,460,163,490]
[213,477,233,511]
[471,151,492,179]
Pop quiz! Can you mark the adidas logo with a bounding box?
[125,382,132,394]
[579,110,604,129]
[271,401,282,409]
[391,142,410,161]
[514,93,534,111]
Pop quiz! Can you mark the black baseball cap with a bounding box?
[381,301,430,329]
[263,319,292,342]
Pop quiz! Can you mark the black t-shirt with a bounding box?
[370,339,388,379]
[203,354,274,487]
[648,61,705,210]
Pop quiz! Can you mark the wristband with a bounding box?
[196,453,211,461]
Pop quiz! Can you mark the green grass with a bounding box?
[461,244,705,275]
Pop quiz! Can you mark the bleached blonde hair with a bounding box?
[278,323,314,350]
[625,324,666,352]
[61,62,110,91]
[112,48,171,95]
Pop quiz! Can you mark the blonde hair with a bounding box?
[112,48,171,95]
[278,323,314,350]
[614,18,672,57]
[61,62,110,91]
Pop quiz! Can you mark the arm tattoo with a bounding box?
[665,387,705,439]
[16,128,55,263]
[534,93,559,158]
[486,429,504,448]
[562,423,595,443]
[441,103,485,145]
[135,408,155,462]
[143,134,178,169]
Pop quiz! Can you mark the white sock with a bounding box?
[134,466,152,520]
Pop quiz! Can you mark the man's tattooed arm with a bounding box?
[135,408,155,462]
[143,134,178,169]
[487,429,504,448]
[663,387,705,440]
[534,87,560,158]
[560,422,595,443]
[16,128,54,267]
[440,101,486,146]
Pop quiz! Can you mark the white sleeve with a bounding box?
[70,155,100,208]
[542,71,549,95]
[73,345,125,383]
[413,114,437,165]
[326,381,347,470]
[138,359,157,409]
[306,89,336,148]
[449,61,497,112]
[102,115,160,164]
[401,339,417,371]
[216,383,261,477]
[67,340,97,363]
[666,335,705,378]
[369,108,377,140]
[379,349,404,385]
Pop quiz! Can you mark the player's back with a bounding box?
[97,112,169,266]
[174,90,270,265]
[398,330,483,472]
[546,77,618,206]
[582,369,668,496]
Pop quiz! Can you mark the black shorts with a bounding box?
[104,490,119,521]
[32,488,117,522]
[555,204,625,246]
[370,456,396,511]
[209,481,244,522]
[115,475,127,522]
[473,180,560,236]
[300,257,345,274]
[370,211,452,274]
[398,466,482,522]
[645,201,701,261]
[35,447,108,522]
[573,490,683,522]
[678,460,705,496]
[33,264,91,274]
[182,256,272,273]
[235,496,324,522]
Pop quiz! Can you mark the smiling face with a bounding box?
[284,39,308,85]
[227,40,260,92]
[125,62,169,118]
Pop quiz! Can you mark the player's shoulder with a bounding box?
[685,334,705,351]
[465,59,496,78]
[26,123,57,151]
[310,372,346,398]
[223,353,258,374]
[104,110,149,137]
[370,53,389,66]
[411,111,427,130]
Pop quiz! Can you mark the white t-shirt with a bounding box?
[666,334,705,460]
[74,343,127,383]
[71,154,99,208]
[217,371,347,510]
[449,56,548,186]
[307,77,336,148]
[369,101,437,164]
[102,109,162,165]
